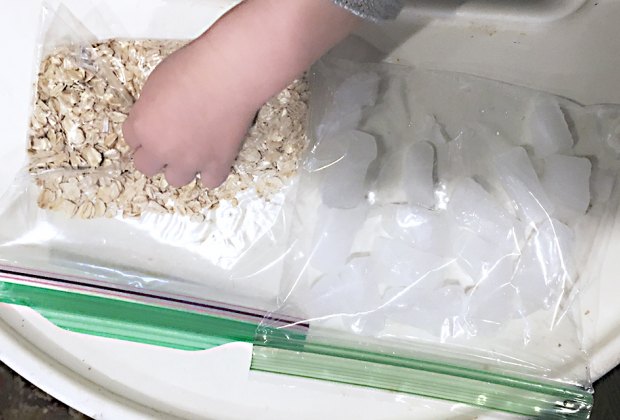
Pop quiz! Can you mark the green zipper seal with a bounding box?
[0,280,593,418]
[251,334,592,419]
[0,281,261,351]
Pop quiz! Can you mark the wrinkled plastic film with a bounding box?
[253,55,620,418]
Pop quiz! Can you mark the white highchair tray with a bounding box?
[1,0,619,418]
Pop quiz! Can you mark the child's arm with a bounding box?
[122,0,395,188]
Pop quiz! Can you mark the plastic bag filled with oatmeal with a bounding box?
[0,0,307,315]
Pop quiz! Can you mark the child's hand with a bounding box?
[122,43,257,188]
[123,0,359,188]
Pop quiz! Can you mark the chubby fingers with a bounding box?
[121,117,142,150]
[165,165,200,188]
[132,147,166,177]
[199,161,232,189]
[122,110,235,189]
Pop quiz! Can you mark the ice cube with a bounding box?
[403,141,436,208]
[590,168,616,205]
[335,71,381,111]
[542,219,576,270]
[448,178,516,244]
[413,114,449,145]
[374,118,442,205]
[321,130,377,208]
[304,272,352,317]
[363,77,410,147]
[341,256,381,313]
[541,155,591,221]
[305,134,349,172]
[307,128,373,173]
[316,71,380,140]
[465,256,521,334]
[379,285,412,313]
[494,147,555,225]
[316,110,363,145]
[389,285,466,339]
[310,204,369,274]
[602,112,620,153]
[347,310,387,337]
[453,228,516,283]
[305,256,380,318]
[344,256,380,303]
[523,96,574,158]
[433,142,451,185]
[382,205,436,244]
[381,204,455,257]
[511,218,575,315]
[371,237,450,289]
[448,126,512,179]
[373,147,408,204]
[511,251,550,316]
[368,257,410,291]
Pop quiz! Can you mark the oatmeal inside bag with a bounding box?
[29,40,309,221]
[0,6,309,307]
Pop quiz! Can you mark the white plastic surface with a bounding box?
[1,0,620,418]
[0,304,520,420]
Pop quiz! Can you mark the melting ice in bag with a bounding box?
[466,279,522,335]
[445,126,512,181]
[316,71,380,141]
[381,204,454,257]
[448,178,516,244]
[389,285,467,339]
[310,204,369,273]
[370,236,450,290]
[403,141,435,208]
[304,255,387,336]
[382,205,438,246]
[304,256,380,317]
[591,167,615,205]
[414,114,449,146]
[321,130,377,209]
[494,146,555,225]
[524,95,574,158]
[512,218,576,316]
[452,228,513,285]
[541,154,592,221]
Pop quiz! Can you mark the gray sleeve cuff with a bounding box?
[333,0,404,21]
